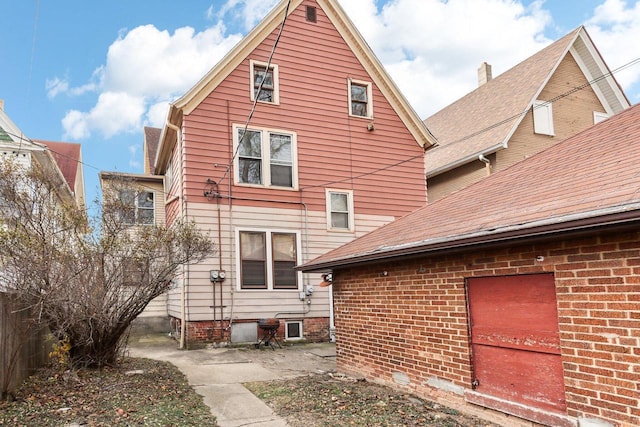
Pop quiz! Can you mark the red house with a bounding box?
[153,0,437,346]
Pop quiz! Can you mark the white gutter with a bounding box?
[166,121,188,350]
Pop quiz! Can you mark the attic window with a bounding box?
[250,60,279,104]
[306,6,317,22]
[348,80,373,118]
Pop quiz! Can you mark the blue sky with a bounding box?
[2,0,640,216]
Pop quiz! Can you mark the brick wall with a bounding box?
[170,316,330,344]
[333,230,640,427]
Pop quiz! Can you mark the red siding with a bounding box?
[181,0,425,219]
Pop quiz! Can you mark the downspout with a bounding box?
[166,120,188,349]
[479,154,491,176]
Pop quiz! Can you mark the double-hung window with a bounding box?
[250,60,279,104]
[235,125,296,189]
[348,79,373,118]
[238,230,300,290]
[326,189,354,231]
[119,190,155,225]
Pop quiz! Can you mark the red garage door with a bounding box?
[466,274,567,417]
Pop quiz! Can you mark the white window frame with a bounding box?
[593,111,609,124]
[250,60,280,105]
[348,79,373,119]
[164,157,174,194]
[325,189,354,232]
[120,190,155,226]
[235,228,303,291]
[533,100,554,136]
[285,320,304,340]
[233,124,298,190]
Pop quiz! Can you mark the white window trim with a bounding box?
[232,124,298,190]
[533,100,554,136]
[250,60,280,105]
[234,228,303,291]
[593,111,609,124]
[164,157,174,194]
[325,189,354,232]
[285,320,304,340]
[121,190,155,226]
[348,79,373,119]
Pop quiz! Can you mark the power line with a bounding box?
[443,56,640,147]
[217,0,292,185]
[3,50,639,207]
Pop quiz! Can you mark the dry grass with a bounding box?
[246,373,499,426]
[0,358,217,426]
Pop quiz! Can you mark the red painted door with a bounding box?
[467,274,566,413]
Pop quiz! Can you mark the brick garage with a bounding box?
[301,105,640,427]
[331,231,639,426]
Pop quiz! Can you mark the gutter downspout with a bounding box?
[479,154,491,176]
[167,121,188,350]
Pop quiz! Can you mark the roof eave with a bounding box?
[299,204,640,272]
[426,142,506,178]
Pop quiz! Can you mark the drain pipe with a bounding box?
[479,154,491,176]
[166,120,188,349]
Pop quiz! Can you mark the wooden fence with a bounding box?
[0,292,51,398]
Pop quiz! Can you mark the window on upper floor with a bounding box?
[234,125,297,189]
[164,157,174,194]
[118,190,154,225]
[250,60,279,104]
[348,79,373,118]
[326,189,354,231]
[533,100,554,136]
[238,230,300,290]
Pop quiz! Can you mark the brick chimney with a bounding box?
[0,99,4,111]
[478,62,492,86]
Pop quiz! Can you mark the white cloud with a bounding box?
[63,92,145,139]
[61,19,242,140]
[60,0,640,144]
[128,144,141,168]
[585,0,640,92]
[339,0,553,116]
[217,0,279,30]
[45,77,69,99]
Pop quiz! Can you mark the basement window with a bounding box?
[286,321,303,340]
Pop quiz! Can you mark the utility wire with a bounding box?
[217,0,292,185]
[444,56,640,147]
[4,54,639,204]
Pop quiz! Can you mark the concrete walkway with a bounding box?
[127,335,336,427]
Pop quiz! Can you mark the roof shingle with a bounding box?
[303,103,640,271]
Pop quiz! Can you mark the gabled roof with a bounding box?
[35,140,81,192]
[143,127,161,174]
[0,106,45,151]
[424,26,629,178]
[155,0,437,172]
[301,103,640,272]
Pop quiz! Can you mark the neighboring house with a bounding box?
[34,140,86,210]
[424,26,629,202]
[301,104,640,427]
[0,101,78,208]
[99,127,167,333]
[153,0,437,345]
